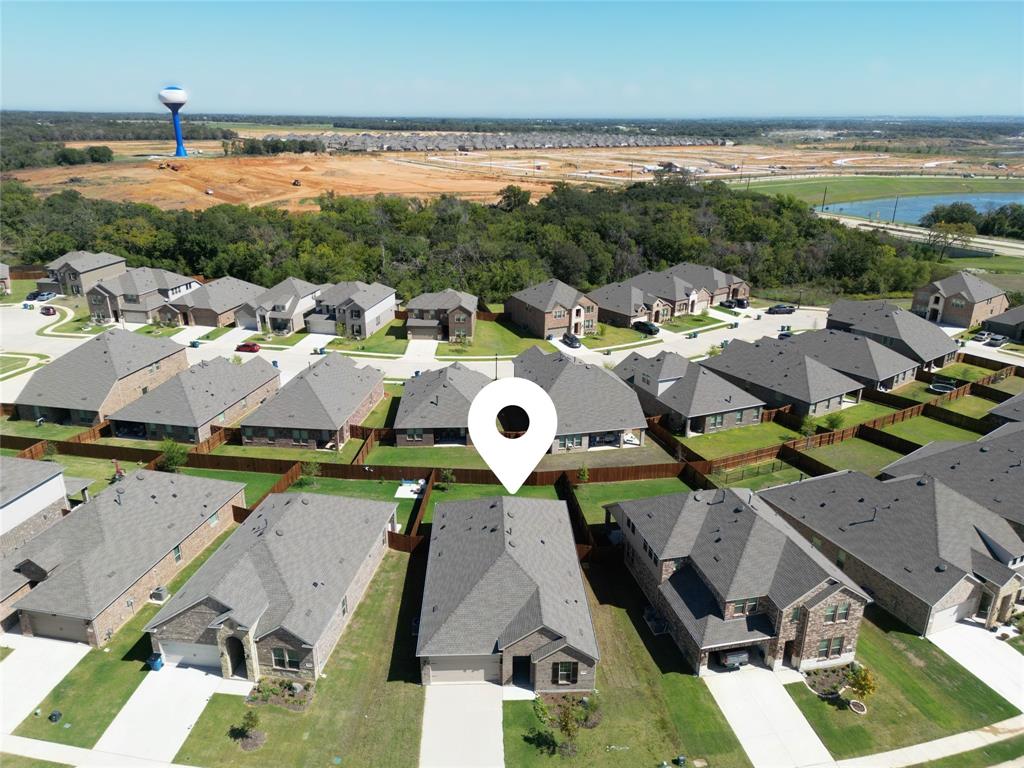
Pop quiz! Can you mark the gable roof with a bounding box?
[248,277,322,312]
[986,304,1024,328]
[514,347,647,434]
[785,329,920,384]
[928,271,1005,303]
[394,363,489,430]
[14,329,184,413]
[628,271,702,303]
[242,355,383,431]
[586,281,660,317]
[664,262,744,292]
[169,276,264,315]
[110,357,278,429]
[417,496,598,660]
[827,300,958,364]
[760,472,1024,604]
[509,279,588,312]
[990,392,1024,423]
[1,470,244,615]
[701,337,863,405]
[0,457,64,508]
[146,492,396,645]
[46,251,125,273]
[93,267,195,300]
[405,288,478,313]
[318,280,396,310]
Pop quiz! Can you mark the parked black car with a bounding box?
[766,304,796,315]
[777,331,793,339]
[561,332,582,349]
[632,321,660,335]
[735,298,749,309]
[25,291,41,301]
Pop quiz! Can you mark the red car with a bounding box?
[235,342,261,353]
[40,305,57,316]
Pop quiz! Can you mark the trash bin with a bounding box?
[190,340,200,348]
[147,652,164,671]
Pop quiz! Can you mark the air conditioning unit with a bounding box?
[150,586,169,603]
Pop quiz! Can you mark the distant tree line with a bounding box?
[920,202,1024,241]
[0,176,954,302]
[226,138,326,156]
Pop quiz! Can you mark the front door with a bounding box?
[225,636,248,679]
[512,655,531,687]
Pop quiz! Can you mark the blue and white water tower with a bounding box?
[158,86,188,157]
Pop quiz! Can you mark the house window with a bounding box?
[407,428,423,442]
[209,511,219,527]
[735,411,743,424]
[816,639,830,659]
[824,605,838,623]
[790,607,801,622]
[272,648,301,670]
[342,596,348,617]
[811,536,822,550]
[640,373,651,386]
[836,550,846,569]
[733,598,758,616]
[558,434,583,449]
[830,636,844,657]
[553,661,578,685]
[141,386,148,395]
[709,414,725,429]
[350,309,361,318]
[172,545,182,563]
[837,602,850,621]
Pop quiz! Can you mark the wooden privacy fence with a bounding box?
[9,265,47,280]
[555,472,596,561]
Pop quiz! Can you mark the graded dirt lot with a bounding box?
[15,139,1023,211]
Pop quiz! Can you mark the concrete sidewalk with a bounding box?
[0,733,200,767]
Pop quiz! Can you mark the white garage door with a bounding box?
[928,600,975,635]
[427,655,500,684]
[159,641,221,671]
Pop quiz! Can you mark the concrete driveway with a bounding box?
[0,631,90,734]
[420,683,504,768]
[703,666,836,768]
[930,621,1024,710]
[94,664,250,762]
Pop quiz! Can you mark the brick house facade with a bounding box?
[505,291,598,339]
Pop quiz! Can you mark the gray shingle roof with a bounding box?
[990,392,1024,423]
[615,350,764,419]
[664,262,743,293]
[701,337,863,405]
[760,472,1024,605]
[786,329,919,385]
[93,267,195,305]
[928,271,1005,303]
[242,355,383,431]
[110,357,278,429]
[509,279,587,313]
[985,304,1024,327]
[514,347,647,435]
[169,276,264,315]
[248,277,322,312]
[405,289,478,313]
[14,329,184,413]
[0,457,64,508]
[394,363,489,430]
[586,281,656,317]
[828,300,958,365]
[2,470,244,614]
[146,492,396,645]
[317,281,395,310]
[417,496,599,660]
[46,251,125,273]
[628,270,701,303]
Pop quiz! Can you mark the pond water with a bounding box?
[817,192,1024,225]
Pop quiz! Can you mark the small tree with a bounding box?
[231,354,243,365]
[706,344,722,358]
[42,441,58,461]
[554,697,584,757]
[823,412,844,432]
[577,465,589,485]
[799,415,816,436]
[439,467,456,489]
[158,438,188,473]
[845,666,877,701]
[300,460,321,488]
[240,709,260,737]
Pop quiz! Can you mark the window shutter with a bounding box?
[551,663,559,685]
[570,663,579,685]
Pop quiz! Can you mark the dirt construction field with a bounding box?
[14,139,1022,211]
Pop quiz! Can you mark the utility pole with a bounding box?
[820,186,828,212]
[890,194,900,224]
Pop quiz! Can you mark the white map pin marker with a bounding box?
[468,377,558,494]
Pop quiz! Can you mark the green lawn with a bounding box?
[0,354,33,376]
[175,552,424,767]
[881,416,984,445]
[178,467,282,506]
[787,608,1020,759]
[803,438,906,476]
[679,421,801,460]
[361,383,403,428]
[134,324,185,338]
[938,362,1002,383]
[0,279,38,304]
[366,444,489,469]
[989,375,1024,395]
[212,442,359,465]
[0,416,85,441]
[328,319,409,355]
[712,459,807,491]
[50,453,119,497]
[944,254,1024,275]
[1010,636,1024,655]
[0,646,12,662]
[436,319,555,356]
[661,314,722,332]
[813,402,897,429]
[198,325,233,341]
[422,482,559,524]
[0,755,71,768]
[573,478,692,524]
[0,447,22,456]
[581,323,648,349]
[245,329,309,347]
[93,436,168,450]
[504,563,750,768]
[893,380,941,403]
[937,394,998,419]
[301,477,416,531]
[740,175,1024,205]
[906,734,1024,768]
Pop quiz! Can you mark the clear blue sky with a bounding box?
[2,1,1021,117]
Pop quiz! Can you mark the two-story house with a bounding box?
[305,281,397,339]
[87,267,199,324]
[405,289,478,341]
[912,271,1008,327]
[506,279,598,339]
[37,251,126,297]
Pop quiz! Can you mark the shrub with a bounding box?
[845,665,877,700]
[799,416,816,436]
[158,438,188,473]
[823,412,844,432]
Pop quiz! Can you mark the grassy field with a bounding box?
[990,375,1024,395]
[937,394,998,419]
[436,319,554,356]
[302,477,416,531]
[134,324,185,338]
[178,467,282,506]
[50,453,118,496]
[803,438,906,476]
[741,175,1024,205]
[944,253,1024,275]
[0,447,22,456]
[938,362,1001,382]
[212,441,361,465]
[679,421,801,459]
[661,313,723,333]
[906,734,1024,768]
[881,417,984,445]
[813,402,897,429]
[581,323,649,349]
[328,320,409,355]
[712,459,807,491]
[0,279,38,304]
[504,563,751,768]
[361,383,403,428]
[198,325,233,341]
[0,754,71,768]
[175,552,424,768]
[93,436,168,450]
[893,380,941,403]
[366,444,489,469]
[0,417,85,441]
[0,354,33,376]
[422,482,559,523]
[787,608,1020,759]
[572,477,692,524]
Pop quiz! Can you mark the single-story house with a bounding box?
[701,337,864,417]
[235,277,323,334]
[607,489,869,676]
[0,457,89,557]
[160,276,265,328]
[13,329,189,426]
[989,392,1024,425]
[87,267,200,324]
[912,271,1008,327]
[305,281,397,339]
[109,357,279,443]
[506,278,598,339]
[760,472,1024,636]
[785,329,920,392]
[614,350,764,436]
[0,470,245,641]
[36,251,126,297]
[146,492,395,680]
[393,363,489,447]
[514,347,647,451]
[627,270,712,318]
[663,262,749,305]
[827,300,958,370]
[417,496,599,691]
[982,304,1024,343]
[405,289,478,341]
[586,281,672,328]
[241,355,384,450]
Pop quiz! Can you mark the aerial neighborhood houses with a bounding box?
[146,492,396,681]
[88,267,200,324]
[514,347,647,451]
[13,329,188,425]
[161,275,264,327]
[404,288,478,341]
[607,489,869,676]
[394,363,489,446]
[417,497,599,690]
[37,250,127,297]
[306,281,397,338]
[911,271,1008,327]
[827,299,958,370]
[983,304,1024,343]
[0,456,87,556]
[241,355,384,450]
[109,357,280,443]
[784,329,920,392]
[990,392,1024,424]
[506,278,598,339]
[236,277,323,334]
